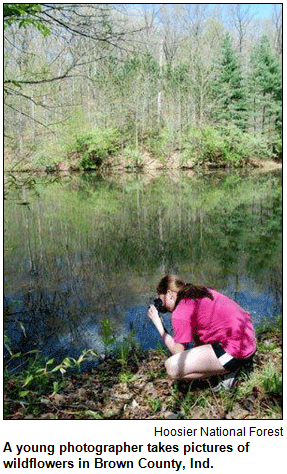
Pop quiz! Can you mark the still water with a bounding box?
[4,170,282,367]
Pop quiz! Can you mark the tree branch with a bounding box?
[5,103,56,133]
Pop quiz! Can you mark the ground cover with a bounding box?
[4,319,282,420]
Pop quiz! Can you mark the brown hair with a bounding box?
[156,274,213,307]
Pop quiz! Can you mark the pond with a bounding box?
[4,169,282,369]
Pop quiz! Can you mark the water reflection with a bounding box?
[4,170,282,367]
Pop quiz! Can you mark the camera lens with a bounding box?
[153,298,168,313]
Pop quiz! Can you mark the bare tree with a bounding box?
[227,4,255,53]
[272,4,282,56]
[4,4,146,155]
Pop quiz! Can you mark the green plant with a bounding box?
[179,391,199,413]
[146,127,177,160]
[145,369,156,380]
[123,149,143,168]
[181,124,280,167]
[84,410,103,419]
[182,126,225,165]
[115,342,130,367]
[118,370,137,384]
[100,319,116,350]
[261,362,282,395]
[256,315,282,339]
[52,349,97,374]
[75,128,120,169]
[257,342,278,354]
[4,339,97,405]
[154,344,168,357]
[115,331,142,368]
[147,397,162,413]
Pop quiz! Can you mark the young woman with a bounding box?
[148,274,256,387]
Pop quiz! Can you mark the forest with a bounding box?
[4,3,282,171]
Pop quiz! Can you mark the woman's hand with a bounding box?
[148,304,185,355]
[147,304,162,326]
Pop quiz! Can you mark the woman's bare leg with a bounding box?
[165,344,228,380]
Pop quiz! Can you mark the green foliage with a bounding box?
[146,127,178,160]
[122,149,143,168]
[181,124,280,165]
[4,4,50,36]
[115,332,142,368]
[75,129,120,169]
[100,319,116,350]
[238,360,282,402]
[4,318,282,419]
[256,315,282,339]
[261,362,282,394]
[99,318,142,367]
[31,139,63,168]
[4,4,282,164]
[182,126,241,165]
[4,339,97,410]
[249,36,282,134]
[252,37,282,98]
[147,397,162,413]
[211,33,248,130]
[52,350,97,374]
[118,371,137,384]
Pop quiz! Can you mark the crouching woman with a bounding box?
[147,274,256,386]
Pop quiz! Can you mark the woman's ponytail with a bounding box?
[175,283,214,307]
[156,274,213,308]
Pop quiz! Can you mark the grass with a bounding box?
[4,317,282,420]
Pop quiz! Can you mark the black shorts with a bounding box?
[212,343,254,372]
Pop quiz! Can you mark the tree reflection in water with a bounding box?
[4,170,282,364]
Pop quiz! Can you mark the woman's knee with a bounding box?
[165,357,180,380]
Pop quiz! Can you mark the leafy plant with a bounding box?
[115,331,142,368]
[122,149,143,168]
[4,4,50,36]
[75,129,120,169]
[4,337,97,405]
[118,371,137,384]
[261,362,282,395]
[147,397,162,413]
[100,319,116,350]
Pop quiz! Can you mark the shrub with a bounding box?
[182,124,279,166]
[146,127,178,160]
[75,128,120,169]
[183,126,229,165]
[122,148,143,168]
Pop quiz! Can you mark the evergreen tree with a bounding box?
[210,33,247,129]
[249,36,282,135]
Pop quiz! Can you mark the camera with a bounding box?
[153,297,168,313]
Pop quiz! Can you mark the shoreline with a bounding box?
[4,155,282,176]
[4,319,282,420]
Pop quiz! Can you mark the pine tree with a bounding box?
[249,35,282,135]
[210,33,247,129]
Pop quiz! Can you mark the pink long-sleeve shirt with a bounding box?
[172,289,256,358]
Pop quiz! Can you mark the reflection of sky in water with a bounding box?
[223,283,281,325]
[4,171,282,373]
[4,284,282,370]
[125,285,282,351]
[125,304,172,351]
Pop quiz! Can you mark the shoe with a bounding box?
[213,370,239,392]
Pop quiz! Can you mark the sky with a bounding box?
[134,3,280,19]
[247,3,280,18]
